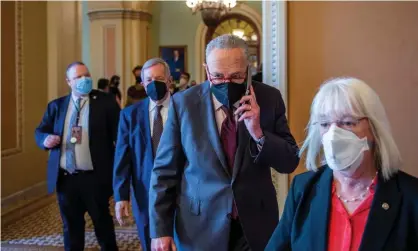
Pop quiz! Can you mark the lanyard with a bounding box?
[72,98,87,126]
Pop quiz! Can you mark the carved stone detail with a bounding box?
[262,1,289,217]
[87,9,152,22]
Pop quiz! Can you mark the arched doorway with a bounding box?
[194,3,262,83]
[205,14,261,76]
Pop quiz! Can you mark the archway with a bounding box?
[194,3,262,83]
[205,14,260,77]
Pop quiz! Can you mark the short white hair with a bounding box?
[299,77,402,180]
[141,58,171,81]
[205,34,248,62]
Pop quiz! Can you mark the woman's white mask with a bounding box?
[322,125,369,172]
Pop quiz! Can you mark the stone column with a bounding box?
[47,1,82,99]
[262,1,289,217]
[87,1,152,101]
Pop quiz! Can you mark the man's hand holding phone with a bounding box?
[234,85,263,141]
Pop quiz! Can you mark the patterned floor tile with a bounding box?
[1,198,141,250]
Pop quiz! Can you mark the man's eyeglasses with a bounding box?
[206,67,247,85]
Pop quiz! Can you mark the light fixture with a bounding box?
[186,0,237,27]
[251,34,258,41]
[232,29,245,38]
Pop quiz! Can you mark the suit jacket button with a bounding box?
[382,202,390,210]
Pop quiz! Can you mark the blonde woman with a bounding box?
[265,78,418,251]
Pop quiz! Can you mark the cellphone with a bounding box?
[239,66,252,117]
[244,66,252,100]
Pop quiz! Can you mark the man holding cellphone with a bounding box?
[149,34,299,251]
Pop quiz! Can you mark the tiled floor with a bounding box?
[1,199,141,250]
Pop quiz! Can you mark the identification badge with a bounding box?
[175,68,180,72]
[71,126,82,144]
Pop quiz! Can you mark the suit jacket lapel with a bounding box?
[232,121,250,181]
[88,92,98,138]
[57,95,71,137]
[310,167,333,251]
[138,98,152,156]
[199,82,230,177]
[359,173,401,251]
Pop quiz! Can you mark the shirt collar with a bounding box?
[149,94,171,111]
[71,93,89,102]
[211,94,240,111]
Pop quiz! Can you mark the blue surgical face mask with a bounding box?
[73,77,93,95]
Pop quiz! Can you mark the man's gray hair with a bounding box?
[205,34,249,61]
[141,58,171,81]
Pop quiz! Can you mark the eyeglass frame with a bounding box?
[205,65,248,85]
[312,116,368,130]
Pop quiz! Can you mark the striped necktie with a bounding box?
[65,98,81,173]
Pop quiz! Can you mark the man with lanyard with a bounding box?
[35,61,120,250]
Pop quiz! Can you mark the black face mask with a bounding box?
[136,76,142,84]
[210,81,246,109]
[146,80,168,101]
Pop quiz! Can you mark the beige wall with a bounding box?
[1,2,49,198]
[288,2,418,179]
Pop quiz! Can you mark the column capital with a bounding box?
[87,1,152,22]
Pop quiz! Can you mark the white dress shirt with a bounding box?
[60,94,94,171]
[149,95,171,135]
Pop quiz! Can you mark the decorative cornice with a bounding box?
[87,9,152,22]
[2,1,24,158]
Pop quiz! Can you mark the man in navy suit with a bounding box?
[35,61,120,251]
[113,58,172,251]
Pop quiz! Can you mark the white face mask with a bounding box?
[179,78,188,86]
[322,125,369,172]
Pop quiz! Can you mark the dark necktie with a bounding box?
[220,106,239,218]
[152,105,163,157]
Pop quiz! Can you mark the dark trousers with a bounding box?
[136,223,151,251]
[229,218,251,251]
[132,197,151,251]
[56,170,118,251]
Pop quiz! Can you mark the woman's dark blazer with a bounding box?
[265,166,418,251]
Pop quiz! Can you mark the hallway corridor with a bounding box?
[1,198,141,250]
